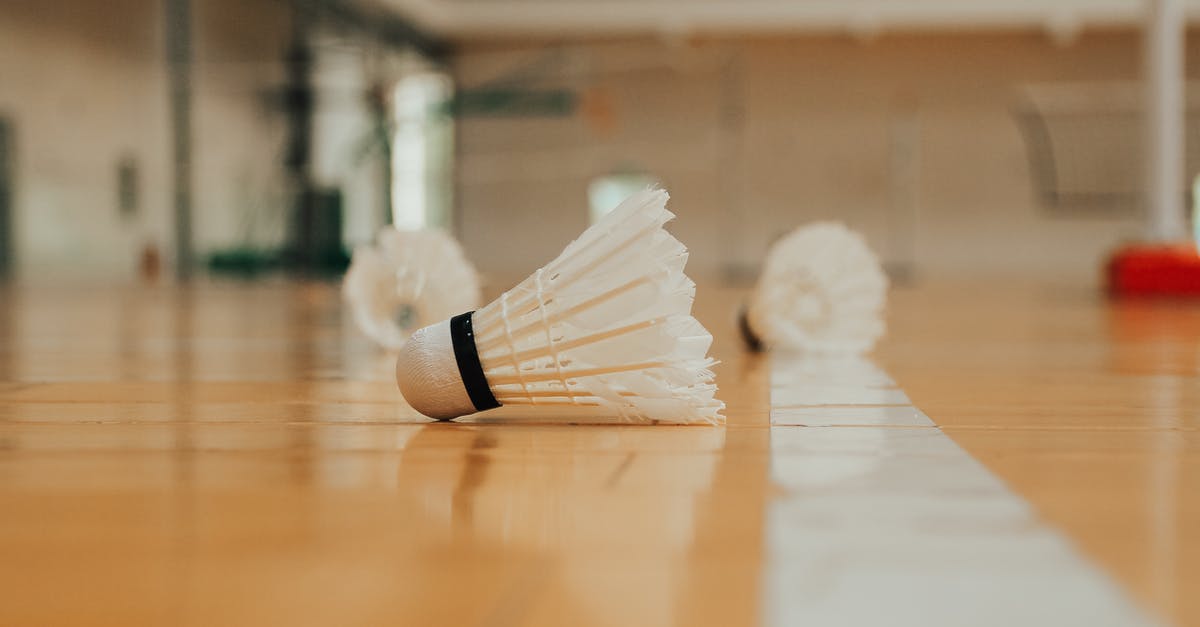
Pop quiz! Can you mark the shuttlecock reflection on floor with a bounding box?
[343,227,480,350]
[743,222,888,355]
[395,189,724,424]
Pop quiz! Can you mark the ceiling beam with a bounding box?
[374,0,1200,38]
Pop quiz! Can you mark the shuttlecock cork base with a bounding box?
[395,312,499,420]
[395,189,724,424]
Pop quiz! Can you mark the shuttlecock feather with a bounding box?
[343,227,480,350]
[743,222,888,354]
[395,189,724,424]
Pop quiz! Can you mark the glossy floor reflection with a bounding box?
[886,284,1199,627]
[0,282,1196,626]
[766,352,1154,626]
[0,283,768,626]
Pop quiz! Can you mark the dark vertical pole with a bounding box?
[374,84,394,228]
[0,118,12,280]
[0,121,11,382]
[886,99,921,284]
[284,4,315,273]
[166,0,194,280]
[716,47,745,280]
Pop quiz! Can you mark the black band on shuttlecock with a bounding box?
[449,311,501,412]
[738,306,765,353]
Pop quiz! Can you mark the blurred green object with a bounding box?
[210,188,349,278]
[207,248,281,277]
[207,245,349,278]
[441,88,575,117]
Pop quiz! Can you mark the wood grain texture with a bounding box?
[883,283,1199,626]
[0,281,1195,626]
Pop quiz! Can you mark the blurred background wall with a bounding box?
[0,0,429,282]
[0,0,1195,285]
[453,33,1200,282]
[0,0,296,280]
[1,0,173,279]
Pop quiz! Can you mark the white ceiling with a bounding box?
[374,0,1200,39]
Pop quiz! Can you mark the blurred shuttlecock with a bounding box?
[742,222,888,354]
[395,189,724,424]
[343,227,480,350]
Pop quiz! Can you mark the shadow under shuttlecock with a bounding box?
[455,405,725,426]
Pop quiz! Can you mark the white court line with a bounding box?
[771,405,934,427]
[770,354,911,407]
[763,352,1163,627]
[771,385,912,407]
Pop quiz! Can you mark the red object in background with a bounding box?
[1107,243,1200,296]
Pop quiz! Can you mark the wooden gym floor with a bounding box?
[0,280,1196,626]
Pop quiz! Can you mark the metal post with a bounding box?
[717,47,745,280]
[166,0,194,279]
[284,5,315,273]
[1145,0,1186,242]
[0,118,13,279]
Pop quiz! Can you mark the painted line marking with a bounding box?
[764,352,1162,627]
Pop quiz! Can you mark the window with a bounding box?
[392,71,454,230]
[587,168,658,224]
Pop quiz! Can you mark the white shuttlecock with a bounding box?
[395,189,724,424]
[742,222,888,354]
[343,227,481,350]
